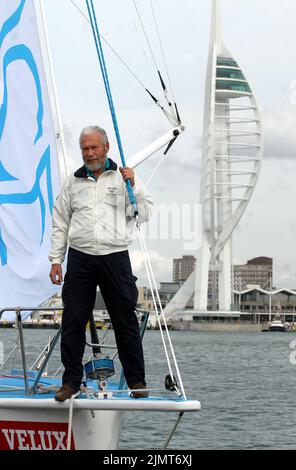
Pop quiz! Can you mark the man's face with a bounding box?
[81,132,110,173]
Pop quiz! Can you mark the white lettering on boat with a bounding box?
[0,421,74,450]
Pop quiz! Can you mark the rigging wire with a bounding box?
[144,135,178,187]
[137,229,176,386]
[162,412,184,449]
[69,0,178,126]
[70,0,146,91]
[148,0,177,106]
[144,153,166,188]
[85,0,138,216]
[132,0,178,122]
[132,0,159,73]
[137,225,186,398]
[145,134,179,187]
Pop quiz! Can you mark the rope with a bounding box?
[85,0,138,216]
[36,383,60,394]
[67,395,74,450]
[66,390,81,450]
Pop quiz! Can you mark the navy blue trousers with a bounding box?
[61,248,145,390]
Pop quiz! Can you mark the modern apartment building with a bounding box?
[173,256,196,283]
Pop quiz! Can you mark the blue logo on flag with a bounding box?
[0,0,54,266]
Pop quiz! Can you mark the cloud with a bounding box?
[262,106,296,159]
[129,249,172,286]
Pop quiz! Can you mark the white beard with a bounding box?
[84,159,106,172]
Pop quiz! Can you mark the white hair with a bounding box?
[79,126,108,147]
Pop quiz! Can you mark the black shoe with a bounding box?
[55,384,79,402]
[130,383,149,399]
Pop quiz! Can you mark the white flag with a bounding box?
[0,0,60,319]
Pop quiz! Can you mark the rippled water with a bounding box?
[1,328,296,450]
[122,331,296,450]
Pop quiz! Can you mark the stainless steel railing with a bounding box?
[0,307,63,395]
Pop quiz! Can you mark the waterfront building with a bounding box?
[233,257,273,290]
[234,287,296,317]
[173,256,196,283]
[140,282,183,311]
[170,254,273,306]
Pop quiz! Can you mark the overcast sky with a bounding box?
[43,0,296,288]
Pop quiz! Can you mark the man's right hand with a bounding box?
[50,264,63,285]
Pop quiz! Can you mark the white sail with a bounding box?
[0,0,61,318]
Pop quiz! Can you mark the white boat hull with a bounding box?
[269,320,286,332]
[0,407,125,450]
[0,395,200,450]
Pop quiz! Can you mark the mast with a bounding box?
[34,0,69,183]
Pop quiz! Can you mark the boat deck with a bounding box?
[0,371,201,412]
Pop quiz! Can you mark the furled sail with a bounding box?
[0,0,61,318]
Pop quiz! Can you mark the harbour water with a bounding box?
[121,330,296,450]
[0,329,295,450]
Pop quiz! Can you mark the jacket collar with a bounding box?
[74,158,117,178]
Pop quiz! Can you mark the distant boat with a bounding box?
[269,320,286,332]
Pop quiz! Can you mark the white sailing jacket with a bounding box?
[49,158,154,264]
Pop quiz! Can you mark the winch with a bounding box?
[84,357,115,392]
